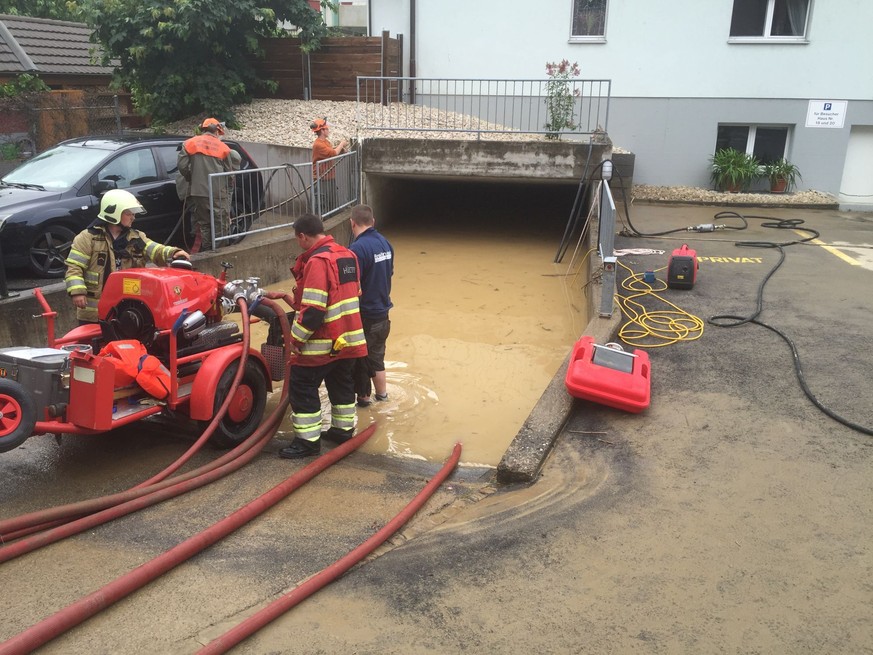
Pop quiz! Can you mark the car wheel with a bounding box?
[205,358,267,449]
[29,224,76,278]
[226,211,252,246]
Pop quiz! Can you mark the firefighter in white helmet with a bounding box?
[64,189,189,323]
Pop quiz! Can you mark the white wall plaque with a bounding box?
[806,100,848,128]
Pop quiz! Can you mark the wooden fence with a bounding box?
[253,31,402,102]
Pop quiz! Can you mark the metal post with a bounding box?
[0,225,19,299]
[598,168,617,318]
[208,174,216,251]
[113,94,122,135]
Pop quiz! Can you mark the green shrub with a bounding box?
[0,142,21,160]
[709,148,761,192]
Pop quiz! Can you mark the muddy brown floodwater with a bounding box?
[256,221,590,468]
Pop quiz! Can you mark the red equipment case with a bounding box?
[565,336,651,413]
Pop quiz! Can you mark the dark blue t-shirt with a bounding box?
[349,227,394,320]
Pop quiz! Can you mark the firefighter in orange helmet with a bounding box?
[310,117,349,215]
[177,117,241,252]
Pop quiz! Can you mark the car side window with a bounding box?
[156,145,180,177]
[97,149,159,189]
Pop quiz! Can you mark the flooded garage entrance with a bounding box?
[272,176,591,468]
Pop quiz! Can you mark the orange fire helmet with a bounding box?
[200,117,226,135]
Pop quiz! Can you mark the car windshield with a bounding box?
[1,144,112,191]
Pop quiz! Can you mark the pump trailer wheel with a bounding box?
[0,379,38,453]
[204,359,268,449]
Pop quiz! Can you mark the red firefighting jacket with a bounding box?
[290,235,367,366]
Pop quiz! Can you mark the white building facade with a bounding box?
[368,0,873,210]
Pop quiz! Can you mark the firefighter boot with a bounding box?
[279,437,321,459]
[321,427,354,444]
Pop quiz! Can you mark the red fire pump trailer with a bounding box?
[0,261,275,454]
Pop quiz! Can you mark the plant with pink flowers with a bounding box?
[544,59,581,140]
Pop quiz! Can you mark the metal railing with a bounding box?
[356,76,611,139]
[207,150,359,249]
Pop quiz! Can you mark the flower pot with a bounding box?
[770,177,789,194]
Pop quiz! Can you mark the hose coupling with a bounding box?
[222,277,265,305]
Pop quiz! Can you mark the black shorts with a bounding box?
[362,316,390,372]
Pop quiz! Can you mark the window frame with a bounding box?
[715,124,791,165]
[569,0,608,43]
[94,147,160,191]
[728,0,812,44]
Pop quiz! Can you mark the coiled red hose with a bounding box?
[198,442,462,655]
[0,423,379,655]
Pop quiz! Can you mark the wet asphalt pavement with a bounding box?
[1,202,871,654]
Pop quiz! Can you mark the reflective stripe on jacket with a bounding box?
[64,224,179,323]
[290,235,367,366]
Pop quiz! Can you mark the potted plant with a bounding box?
[709,148,761,193]
[763,158,802,193]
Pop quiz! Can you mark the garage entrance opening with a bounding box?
[270,175,592,468]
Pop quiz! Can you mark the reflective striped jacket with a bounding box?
[290,235,367,366]
[64,224,179,323]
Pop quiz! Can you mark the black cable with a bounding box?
[707,214,871,437]
[746,317,872,436]
[594,173,868,433]
[712,210,748,231]
[554,142,594,263]
[612,172,750,236]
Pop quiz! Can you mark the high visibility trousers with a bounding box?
[289,358,356,441]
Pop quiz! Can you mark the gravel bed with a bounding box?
[632,184,838,207]
[163,99,836,207]
[163,98,549,147]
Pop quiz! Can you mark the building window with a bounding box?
[716,125,789,164]
[571,0,607,40]
[729,0,810,40]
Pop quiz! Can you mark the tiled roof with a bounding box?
[0,14,115,76]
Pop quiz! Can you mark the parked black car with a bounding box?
[0,135,264,277]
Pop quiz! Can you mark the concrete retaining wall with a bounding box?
[361,137,611,181]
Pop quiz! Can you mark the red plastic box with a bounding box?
[565,336,651,413]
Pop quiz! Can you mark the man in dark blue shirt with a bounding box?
[348,204,394,407]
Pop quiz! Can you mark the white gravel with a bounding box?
[632,184,837,206]
[164,99,837,206]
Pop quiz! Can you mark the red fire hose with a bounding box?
[0,297,293,544]
[198,441,463,655]
[0,399,283,563]
[0,306,293,562]
[133,297,254,488]
[135,297,291,489]
[0,299,255,542]
[0,423,379,655]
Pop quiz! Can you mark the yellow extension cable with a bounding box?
[615,259,705,348]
